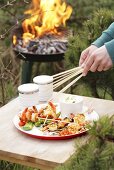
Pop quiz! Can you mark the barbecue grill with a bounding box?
[12,26,72,62]
[12,26,72,83]
[12,0,73,83]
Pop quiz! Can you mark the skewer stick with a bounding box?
[53,69,83,89]
[53,69,79,85]
[59,74,83,93]
[43,115,48,126]
[53,70,83,89]
[53,66,81,78]
[53,68,80,81]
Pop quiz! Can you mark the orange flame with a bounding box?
[22,0,72,41]
[13,35,17,45]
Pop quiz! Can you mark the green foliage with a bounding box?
[0,160,39,170]
[55,115,114,170]
[89,115,114,140]
[67,0,114,27]
[5,81,17,98]
[56,140,114,170]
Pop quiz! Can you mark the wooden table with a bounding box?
[0,93,114,170]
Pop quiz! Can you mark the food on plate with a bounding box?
[22,122,33,131]
[18,101,91,137]
[48,123,58,131]
[59,115,89,136]
[73,114,85,124]
[57,121,68,129]
[63,117,70,123]
[18,101,58,126]
[38,101,57,119]
[35,119,44,127]
[69,113,75,121]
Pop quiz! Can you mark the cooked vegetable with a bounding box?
[46,119,52,124]
[73,114,85,124]
[39,119,45,124]
[63,117,70,122]
[35,120,42,127]
[58,121,67,129]
[22,122,33,131]
[56,112,61,118]
[48,123,58,131]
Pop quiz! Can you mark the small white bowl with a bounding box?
[59,95,83,118]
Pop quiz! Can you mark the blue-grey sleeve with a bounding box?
[92,22,114,47]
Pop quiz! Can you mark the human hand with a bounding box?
[82,45,113,76]
[79,45,98,66]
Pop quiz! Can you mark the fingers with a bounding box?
[90,60,100,72]
[83,56,113,74]
[79,49,89,66]
[79,45,113,76]
[79,45,98,67]
[97,65,104,72]
[103,60,113,71]
[83,55,95,76]
[97,60,107,72]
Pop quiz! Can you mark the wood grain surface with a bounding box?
[0,93,114,170]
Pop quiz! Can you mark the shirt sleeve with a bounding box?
[105,39,114,63]
[92,22,114,47]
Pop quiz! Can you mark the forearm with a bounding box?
[92,22,114,47]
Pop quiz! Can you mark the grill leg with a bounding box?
[21,61,33,84]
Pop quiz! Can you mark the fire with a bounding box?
[13,35,17,45]
[22,0,72,41]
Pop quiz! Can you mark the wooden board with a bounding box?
[0,93,114,169]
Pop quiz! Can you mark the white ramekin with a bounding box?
[18,83,39,108]
[33,75,53,102]
[59,95,83,118]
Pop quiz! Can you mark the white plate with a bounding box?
[13,103,99,140]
